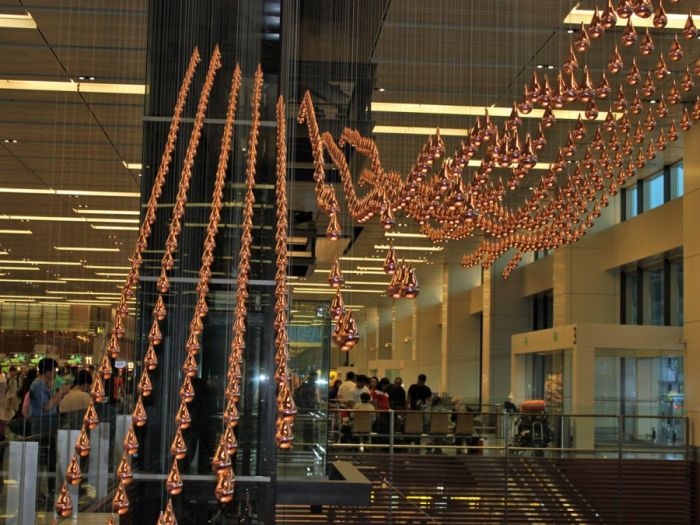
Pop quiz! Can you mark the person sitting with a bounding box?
[351,393,375,443]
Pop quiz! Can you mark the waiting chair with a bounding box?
[352,411,374,450]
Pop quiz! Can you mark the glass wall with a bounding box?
[594,349,684,445]
[622,257,683,327]
[622,161,684,221]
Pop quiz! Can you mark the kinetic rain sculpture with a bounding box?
[58,3,700,520]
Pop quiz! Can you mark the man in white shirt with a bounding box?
[337,371,357,407]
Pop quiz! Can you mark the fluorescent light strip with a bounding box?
[289,280,387,287]
[0,229,32,234]
[0,266,39,271]
[0,79,145,95]
[340,256,427,263]
[95,272,127,277]
[0,295,63,300]
[83,265,130,270]
[371,103,614,122]
[385,232,430,239]
[293,288,386,295]
[122,162,142,170]
[0,188,139,198]
[0,259,81,266]
[374,244,443,252]
[73,209,139,215]
[46,290,101,295]
[564,8,689,29]
[60,278,124,283]
[0,278,65,283]
[0,12,36,29]
[91,225,139,231]
[86,218,139,224]
[54,246,120,252]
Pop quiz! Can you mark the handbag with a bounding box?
[8,417,30,437]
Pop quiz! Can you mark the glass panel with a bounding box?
[643,172,665,211]
[624,186,638,219]
[623,270,639,324]
[669,260,684,326]
[595,350,684,447]
[670,162,684,199]
[643,267,664,325]
[278,301,330,477]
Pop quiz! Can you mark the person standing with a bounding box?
[388,377,407,410]
[29,357,70,501]
[337,371,356,407]
[407,374,432,410]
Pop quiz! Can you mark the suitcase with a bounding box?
[520,399,546,413]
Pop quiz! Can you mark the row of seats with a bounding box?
[352,411,475,439]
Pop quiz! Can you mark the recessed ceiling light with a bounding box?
[77,75,96,81]
[378,87,386,92]
[2,138,18,143]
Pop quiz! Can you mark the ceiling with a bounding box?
[0,0,146,310]
[0,0,693,314]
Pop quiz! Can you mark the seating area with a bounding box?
[333,409,486,455]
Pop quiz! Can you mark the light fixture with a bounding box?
[53,246,120,252]
[374,244,443,252]
[73,209,139,215]
[0,259,81,266]
[0,266,39,271]
[564,7,690,29]
[45,290,100,295]
[384,232,430,239]
[371,102,617,122]
[2,138,18,143]
[122,162,142,170]
[0,278,65,284]
[0,79,145,95]
[83,264,131,270]
[0,188,139,197]
[0,12,36,29]
[90,225,140,231]
[60,277,124,282]
[292,287,385,295]
[77,75,96,81]
[340,256,427,263]
[0,228,32,234]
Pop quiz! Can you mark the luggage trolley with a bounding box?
[510,399,553,455]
